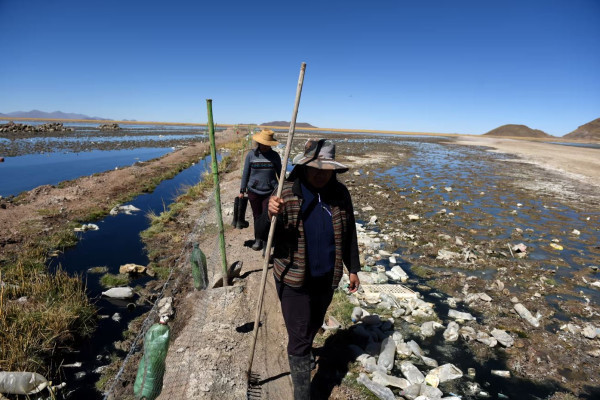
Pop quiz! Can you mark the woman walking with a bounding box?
[240,129,282,251]
[256,138,361,399]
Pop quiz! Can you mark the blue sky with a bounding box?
[1,0,598,135]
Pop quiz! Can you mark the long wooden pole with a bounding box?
[206,99,229,286]
[247,62,306,377]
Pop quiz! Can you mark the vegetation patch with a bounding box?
[100,273,131,288]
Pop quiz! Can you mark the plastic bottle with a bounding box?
[190,243,208,290]
[133,320,171,400]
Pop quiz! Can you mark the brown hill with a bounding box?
[563,118,600,140]
[261,121,317,128]
[483,124,553,138]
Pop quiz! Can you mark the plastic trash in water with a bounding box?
[190,243,208,290]
[134,318,171,400]
[0,371,48,395]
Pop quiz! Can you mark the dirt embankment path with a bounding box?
[153,167,293,399]
[452,136,600,190]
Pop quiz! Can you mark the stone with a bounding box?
[448,309,476,321]
[491,328,514,347]
[443,321,459,342]
[396,342,412,358]
[158,296,174,318]
[420,321,444,338]
[459,326,477,341]
[119,263,146,274]
[437,249,461,261]
[582,325,597,339]
[426,363,463,385]
[476,331,497,347]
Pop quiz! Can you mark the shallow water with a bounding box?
[47,154,218,399]
[0,147,173,197]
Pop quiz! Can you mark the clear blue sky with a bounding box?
[1,0,598,135]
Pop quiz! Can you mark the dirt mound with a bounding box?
[563,117,600,140]
[483,124,553,138]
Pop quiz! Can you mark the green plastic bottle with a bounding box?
[133,321,170,400]
[190,243,208,290]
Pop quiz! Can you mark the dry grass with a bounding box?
[0,264,95,372]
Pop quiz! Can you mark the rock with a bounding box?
[436,249,461,260]
[391,265,409,282]
[420,321,444,338]
[158,296,174,318]
[101,287,134,299]
[512,243,527,253]
[119,263,146,274]
[425,364,463,387]
[491,328,514,347]
[372,370,410,389]
[396,342,412,358]
[400,361,425,384]
[476,331,497,347]
[443,321,459,342]
[357,373,395,400]
[514,303,540,327]
[459,326,477,341]
[582,325,598,339]
[448,309,476,321]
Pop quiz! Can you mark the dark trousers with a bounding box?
[275,274,334,357]
[247,191,270,221]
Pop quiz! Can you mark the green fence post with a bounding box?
[206,99,228,286]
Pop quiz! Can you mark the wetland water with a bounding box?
[48,154,218,399]
[338,135,599,398]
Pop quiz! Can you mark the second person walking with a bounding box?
[240,128,282,251]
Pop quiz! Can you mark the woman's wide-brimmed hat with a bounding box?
[292,138,348,172]
[252,129,279,146]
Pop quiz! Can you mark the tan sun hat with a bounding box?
[292,138,348,172]
[252,129,279,146]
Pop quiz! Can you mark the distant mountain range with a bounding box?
[0,110,110,120]
[261,121,317,128]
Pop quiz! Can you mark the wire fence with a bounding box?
[103,158,226,400]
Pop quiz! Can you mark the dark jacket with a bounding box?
[256,175,360,288]
[240,148,282,196]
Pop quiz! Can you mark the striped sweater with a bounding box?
[256,177,360,288]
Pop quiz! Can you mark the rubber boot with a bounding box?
[288,354,311,400]
[236,197,249,229]
[232,197,239,227]
[252,239,263,251]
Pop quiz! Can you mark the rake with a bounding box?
[246,62,306,397]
